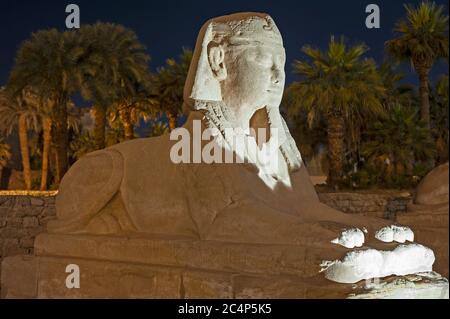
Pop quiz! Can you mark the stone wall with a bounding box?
[0,195,56,290]
[317,190,412,220]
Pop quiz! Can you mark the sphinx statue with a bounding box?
[396,162,449,278]
[44,13,438,285]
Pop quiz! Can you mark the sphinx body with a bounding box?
[396,162,449,277]
[49,110,389,246]
[49,13,387,242]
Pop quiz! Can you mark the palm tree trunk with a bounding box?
[119,107,134,140]
[40,117,51,190]
[385,158,394,179]
[406,160,414,176]
[53,96,69,183]
[167,111,177,131]
[54,148,60,184]
[18,114,32,190]
[395,162,405,176]
[327,114,345,188]
[418,69,431,129]
[94,104,106,149]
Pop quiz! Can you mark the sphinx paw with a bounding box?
[375,225,414,243]
[331,228,365,248]
[321,243,435,284]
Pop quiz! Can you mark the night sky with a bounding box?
[0,0,448,88]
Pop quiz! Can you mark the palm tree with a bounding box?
[288,36,385,187]
[40,111,52,190]
[363,104,435,180]
[0,88,40,190]
[39,100,81,189]
[378,61,416,109]
[436,74,449,101]
[21,88,55,190]
[8,29,82,181]
[431,74,449,164]
[0,137,11,170]
[385,1,449,129]
[283,88,328,166]
[109,91,159,141]
[145,119,169,138]
[77,23,151,149]
[70,131,96,160]
[151,48,193,131]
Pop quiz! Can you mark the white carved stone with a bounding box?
[331,228,365,249]
[322,244,435,284]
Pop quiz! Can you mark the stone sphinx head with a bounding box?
[184,13,286,123]
[182,13,303,189]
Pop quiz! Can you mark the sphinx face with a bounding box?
[220,44,286,118]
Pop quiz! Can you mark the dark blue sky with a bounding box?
[0,0,448,87]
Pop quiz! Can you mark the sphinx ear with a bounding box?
[208,44,227,81]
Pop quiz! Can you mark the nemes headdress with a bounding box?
[185,13,284,103]
[183,13,303,173]
[213,15,283,47]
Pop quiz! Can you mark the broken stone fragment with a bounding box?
[321,243,434,284]
[331,228,365,249]
[348,271,449,299]
[375,225,414,243]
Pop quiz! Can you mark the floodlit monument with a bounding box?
[1,12,448,298]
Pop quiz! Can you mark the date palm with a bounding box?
[8,29,82,181]
[0,137,11,170]
[283,88,328,165]
[151,48,193,131]
[288,36,385,188]
[21,87,55,190]
[431,74,449,163]
[0,87,12,171]
[70,131,96,161]
[145,120,169,138]
[40,110,52,190]
[378,61,416,109]
[77,23,151,148]
[109,88,159,140]
[385,1,449,129]
[362,104,435,179]
[0,88,40,190]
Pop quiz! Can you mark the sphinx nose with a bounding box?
[271,66,283,85]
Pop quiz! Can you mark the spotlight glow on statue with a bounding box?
[168,14,301,190]
[169,120,286,189]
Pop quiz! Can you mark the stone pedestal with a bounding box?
[0,233,346,298]
[1,233,448,299]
